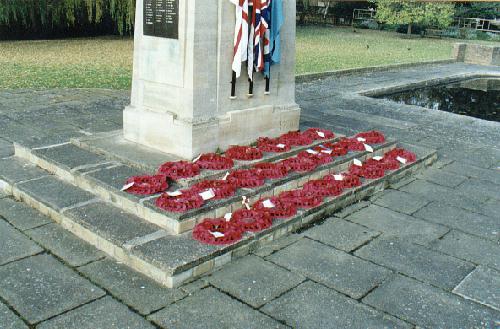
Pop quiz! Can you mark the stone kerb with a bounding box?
[454,43,500,66]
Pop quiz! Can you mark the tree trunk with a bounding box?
[407,24,412,35]
[29,0,40,35]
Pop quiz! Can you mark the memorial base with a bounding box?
[123,104,301,160]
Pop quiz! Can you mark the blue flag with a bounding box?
[263,0,283,78]
[270,0,283,64]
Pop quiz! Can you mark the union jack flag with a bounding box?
[253,0,271,74]
[230,0,249,78]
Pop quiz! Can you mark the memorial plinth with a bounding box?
[124,0,300,159]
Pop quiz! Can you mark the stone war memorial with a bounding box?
[2,0,437,288]
[124,0,299,158]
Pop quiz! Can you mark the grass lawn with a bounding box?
[0,26,497,89]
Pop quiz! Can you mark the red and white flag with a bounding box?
[230,0,249,78]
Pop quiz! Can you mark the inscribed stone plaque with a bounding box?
[143,0,179,39]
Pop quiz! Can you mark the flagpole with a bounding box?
[248,78,254,97]
[247,1,254,98]
[230,71,237,99]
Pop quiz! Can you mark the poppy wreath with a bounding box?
[335,173,362,188]
[297,150,333,166]
[227,169,265,188]
[155,190,204,212]
[192,219,243,245]
[366,157,400,171]
[253,197,298,219]
[123,175,169,196]
[385,148,417,163]
[337,137,365,152]
[253,162,289,179]
[225,145,263,161]
[348,162,365,176]
[303,178,344,197]
[278,131,314,147]
[195,153,234,170]
[349,162,385,179]
[232,209,273,232]
[303,128,335,140]
[257,137,291,153]
[191,180,237,200]
[355,131,386,144]
[315,142,349,157]
[279,190,324,209]
[279,156,318,173]
[157,161,200,180]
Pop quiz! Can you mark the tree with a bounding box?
[0,0,135,38]
[455,2,500,19]
[371,0,454,35]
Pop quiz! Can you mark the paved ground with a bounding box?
[1,62,499,328]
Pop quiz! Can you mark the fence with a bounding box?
[455,17,500,34]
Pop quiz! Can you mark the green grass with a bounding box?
[0,37,134,89]
[295,26,496,74]
[0,26,497,89]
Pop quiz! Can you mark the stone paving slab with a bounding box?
[70,114,121,133]
[0,145,14,159]
[15,176,96,211]
[179,279,209,294]
[32,143,111,171]
[414,202,500,242]
[429,230,500,271]
[73,131,181,172]
[0,254,105,324]
[25,223,105,267]
[453,266,500,311]
[305,217,380,252]
[37,296,156,329]
[0,301,28,329]
[0,138,14,159]
[400,179,489,211]
[0,157,49,185]
[83,164,144,191]
[148,287,285,329]
[455,178,500,201]
[355,238,475,290]
[261,280,411,329]
[252,234,301,257]
[363,275,500,329]
[13,129,84,150]
[332,200,370,218]
[0,219,43,265]
[64,202,161,247]
[442,161,500,186]
[267,238,392,299]
[207,255,305,308]
[129,232,221,275]
[78,258,186,315]
[372,189,429,215]
[441,146,500,169]
[481,199,500,220]
[417,168,467,188]
[346,204,449,244]
[0,198,52,231]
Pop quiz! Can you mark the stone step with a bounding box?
[1,143,437,288]
[71,130,344,178]
[15,137,397,235]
